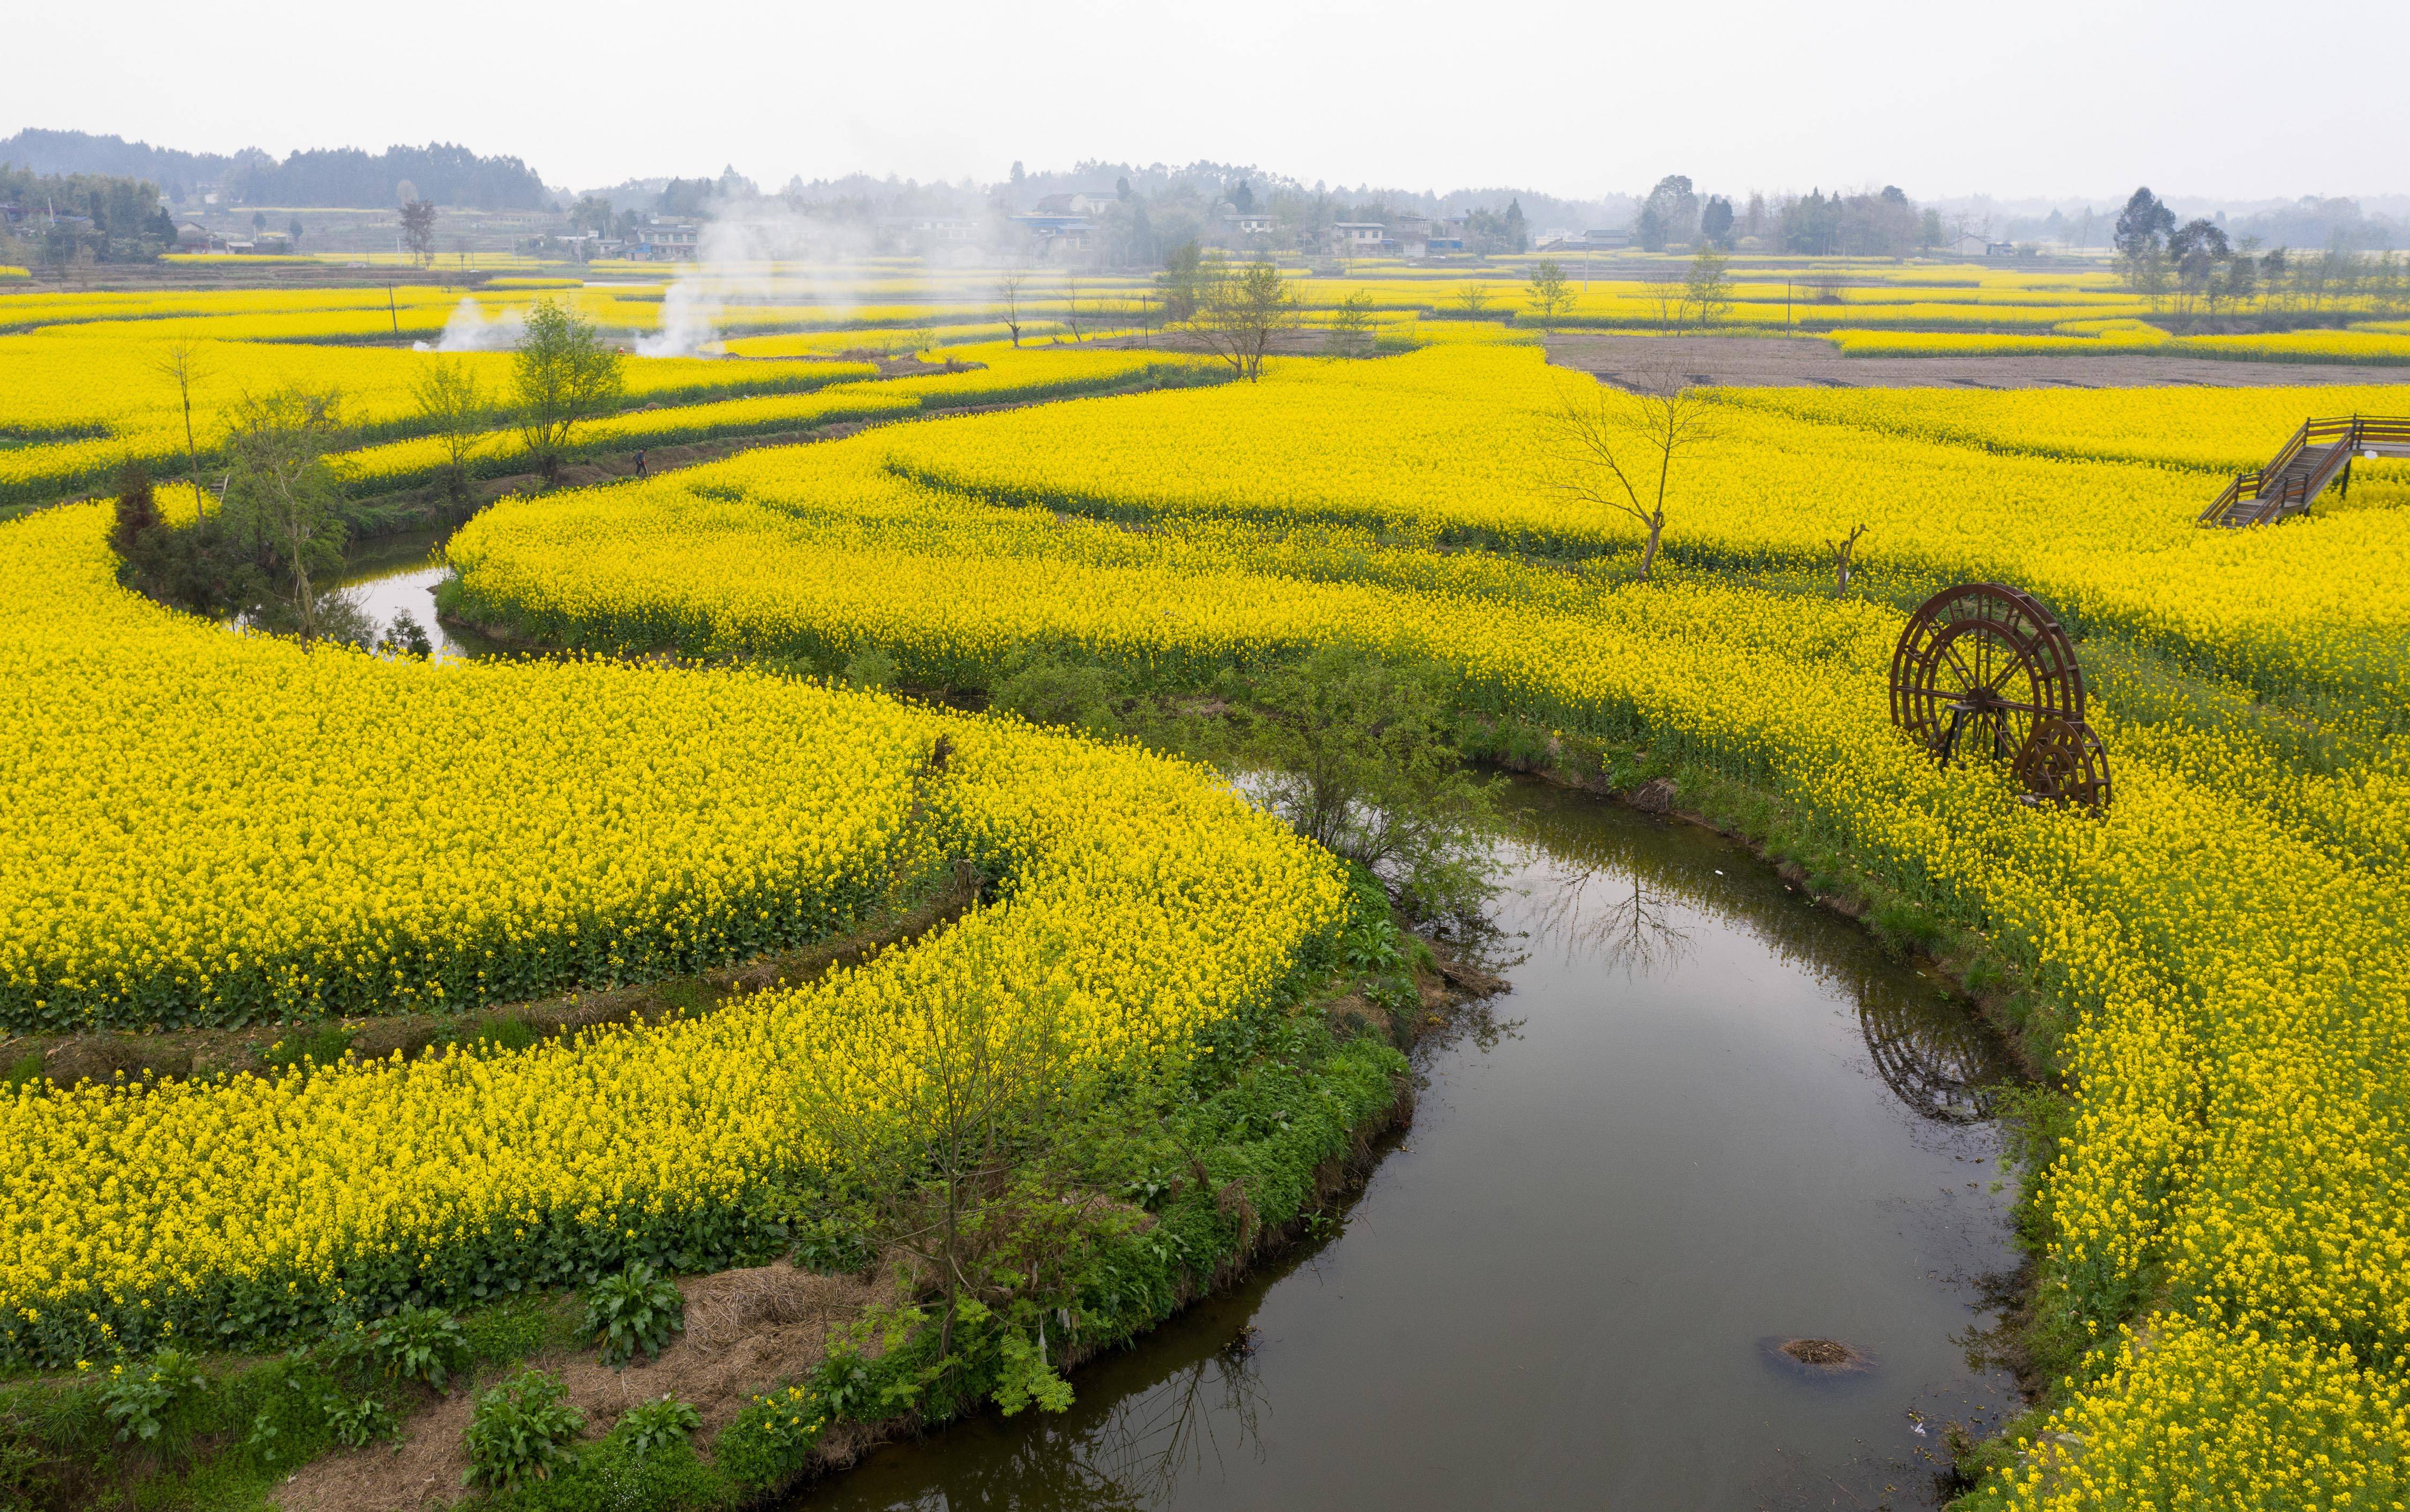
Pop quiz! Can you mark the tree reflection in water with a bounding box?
[799,780,2023,1512]
[855,1327,1270,1512]
[1499,784,2014,1127]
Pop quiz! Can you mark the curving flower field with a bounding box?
[5,259,2408,1501]
[446,345,2410,1508]
[0,500,1348,1364]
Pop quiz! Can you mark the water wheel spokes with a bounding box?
[2013,714,2112,812]
[1890,583,2107,812]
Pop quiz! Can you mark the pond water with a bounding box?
[792,779,2023,1511]
[332,529,507,660]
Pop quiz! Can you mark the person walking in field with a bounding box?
[634,448,648,478]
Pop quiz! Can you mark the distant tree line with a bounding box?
[224,143,548,210]
[1629,175,1932,257]
[0,129,230,205]
[2113,186,2409,320]
[0,130,547,210]
[1,164,175,266]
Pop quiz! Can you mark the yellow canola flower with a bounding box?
[446,344,2410,1508]
[0,502,1346,1365]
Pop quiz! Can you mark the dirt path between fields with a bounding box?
[1543,332,2410,390]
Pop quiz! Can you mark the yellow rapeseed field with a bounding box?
[0,332,863,506]
[5,265,2409,1502]
[445,344,2410,1508]
[0,500,1347,1363]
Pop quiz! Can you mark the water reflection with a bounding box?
[797,777,2023,1512]
[1500,782,2014,1126]
[330,530,509,661]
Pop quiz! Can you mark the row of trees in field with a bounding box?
[1633,175,1944,258]
[2114,186,2410,319]
[119,301,626,646]
[988,243,1745,379]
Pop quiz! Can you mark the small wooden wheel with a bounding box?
[2013,715,2112,812]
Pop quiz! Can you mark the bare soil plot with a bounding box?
[1543,332,2410,390]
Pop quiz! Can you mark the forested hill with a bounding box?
[0,129,552,210]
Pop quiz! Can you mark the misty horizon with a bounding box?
[6,0,2403,207]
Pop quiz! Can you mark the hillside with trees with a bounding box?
[0,130,550,209]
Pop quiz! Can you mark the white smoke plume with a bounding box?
[412,297,528,353]
[636,276,721,358]
[633,207,869,359]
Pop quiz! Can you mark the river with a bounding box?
[326,542,2027,1507]
[785,779,2023,1511]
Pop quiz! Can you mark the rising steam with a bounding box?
[412,297,528,353]
[632,208,869,358]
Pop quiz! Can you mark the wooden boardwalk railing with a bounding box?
[2202,414,2410,527]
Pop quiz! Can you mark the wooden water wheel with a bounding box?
[2013,714,2112,811]
[1889,583,2110,811]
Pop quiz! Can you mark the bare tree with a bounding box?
[1525,258,1574,331]
[1452,281,1496,319]
[1545,364,1720,583]
[149,338,212,505]
[1827,521,1867,598]
[1531,864,1691,977]
[1188,259,1298,382]
[1059,275,1086,343]
[1640,273,1686,331]
[996,268,1029,347]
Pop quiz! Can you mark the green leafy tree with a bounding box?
[1699,195,1735,251]
[1683,247,1735,328]
[1189,258,1298,382]
[1324,289,1379,358]
[513,299,625,482]
[1635,175,1697,253]
[1526,258,1575,331]
[398,198,439,266]
[410,353,488,501]
[1156,239,1207,322]
[2114,187,2176,293]
[1246,642,1498,926]
[220,387,352,645]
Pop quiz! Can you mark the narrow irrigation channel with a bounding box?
[790,779,2023,1511]
[321,545,2027,1506]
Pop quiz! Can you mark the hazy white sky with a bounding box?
[12,0,2407,202]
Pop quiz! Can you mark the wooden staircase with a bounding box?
[2201,414,2410,527]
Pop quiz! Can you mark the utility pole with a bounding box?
[388,284,398,335]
